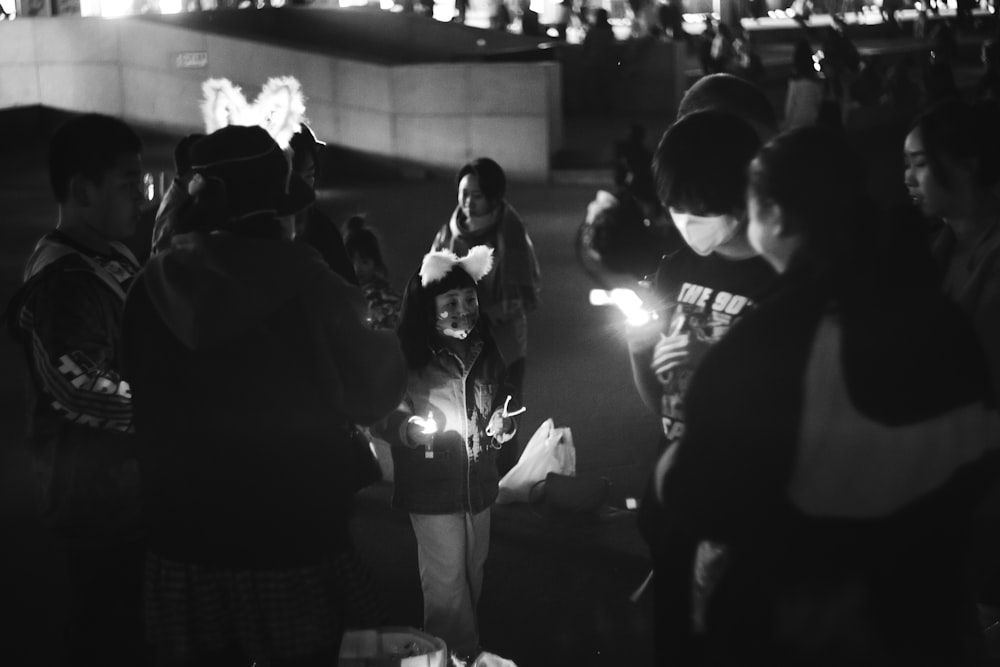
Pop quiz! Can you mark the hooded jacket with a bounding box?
[122,231,406,569]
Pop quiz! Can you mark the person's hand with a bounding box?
[405,416,435,448]
[624,317,663,352]
[650,333,709,384]
[487,410,515,438]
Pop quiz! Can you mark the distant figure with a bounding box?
[710,22,737,73]
[883,56,925,121]
[519,0,542,35]
[657,0,686,42]
[784,39,824,130]
[930,19,958,63]
[344,215,403,332]
[453,0,467,22]
[976,38,1000,101]
[582,8,619,114]
[881,0,902,34]
[849,55,884,107]
[613,122,658,218]
[697,17,717,75]
[628,0,654,38]
[914,7,930,39]
[290,124,358,285]
[732,25,764,83]
[923,50,959,104]
[491,0,512,30]
[552,0,571,39]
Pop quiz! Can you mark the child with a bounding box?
[385,245,518,661]
[344,215,402,331]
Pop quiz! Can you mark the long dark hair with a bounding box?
[748,126,873,278]
[395,266,490,370]
[908,98,1000,191]
[456,158,507,205]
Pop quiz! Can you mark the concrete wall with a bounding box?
[0,16,562,181]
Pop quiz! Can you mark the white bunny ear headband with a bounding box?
[201,76,306,149]
[420,246,494,287]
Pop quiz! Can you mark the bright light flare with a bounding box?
[157,0,182,13]
[97,0,132,17]
[590,288,654,326]
[410,412,437,435]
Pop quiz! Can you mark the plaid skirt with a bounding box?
[145,550,384,661]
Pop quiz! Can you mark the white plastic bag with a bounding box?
[496,418,576,504]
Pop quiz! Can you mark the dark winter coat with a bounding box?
[122,230,406,569]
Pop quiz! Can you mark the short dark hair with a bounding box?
[676,74,779,138]
[456,157,506,203]
[653,110,761,216]
[48,113,142,204]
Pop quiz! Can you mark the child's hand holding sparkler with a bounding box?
[486,395,525,438]
[405,412,437,448]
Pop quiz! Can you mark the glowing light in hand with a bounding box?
[589,288,654,326]
[411,412,437,435]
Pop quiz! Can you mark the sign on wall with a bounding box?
[174,51,209,69]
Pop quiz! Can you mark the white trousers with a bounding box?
[409,510,491,657]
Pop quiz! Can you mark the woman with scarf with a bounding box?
[430,158,541,474]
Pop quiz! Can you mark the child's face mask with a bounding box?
[434,287,480,340]
[669,209,741,256]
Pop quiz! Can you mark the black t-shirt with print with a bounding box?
[652,246,776,449]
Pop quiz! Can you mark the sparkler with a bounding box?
[486,395,526,436]
[408,412,437,459]
[409,412,437,435]
[589,288,657,327]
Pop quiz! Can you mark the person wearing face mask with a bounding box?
[430,158,540,475]
[382,246,518,662]
[627,110,775,457]
[647,124,1000,667]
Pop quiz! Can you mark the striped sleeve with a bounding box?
[19,269,133,433]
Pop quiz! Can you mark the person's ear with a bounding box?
[761,201,789,237]
[68,174,95,208]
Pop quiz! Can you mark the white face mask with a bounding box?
[670,209,741,256]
